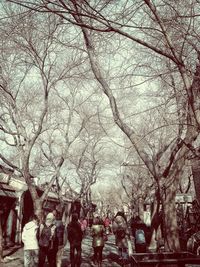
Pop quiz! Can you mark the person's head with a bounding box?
[52,209,57,217]
[135,216,143,224]
[115,211,125,218]
[75,198,81,203]
[93,216,101,225]
[30,214,39,224]
[45,212,56,227]
[53,206,63,220]
[71,213,79,222]
[56,204,63,216]
[55,211,62,220]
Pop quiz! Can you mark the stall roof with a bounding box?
[43,190,71,203]
[0,183,16,198]
[176,193,193,203]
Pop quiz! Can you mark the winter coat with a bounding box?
[55,220,65,247]
[22,221,39,250]
[112,216,128,249]
[91,224,105,248]
[67,221,83,246]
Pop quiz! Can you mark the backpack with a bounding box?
[116,227,126,239]
[194,231,200,244]
[187,231,200,254]
[56,223,65,246]
[135,229,146,244]
[39,224,54,248]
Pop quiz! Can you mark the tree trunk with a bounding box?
[191,158,200,205]
[149,190,161,249]
[162,183,180,251]
[76,15,199,253]
[0,215,3,262]
[33,198,43,222]
[138,196,144,221]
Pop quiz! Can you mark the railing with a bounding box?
[130,252,200,267]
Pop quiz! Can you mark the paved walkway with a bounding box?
[2,235,200,267]
[2,234,124,267]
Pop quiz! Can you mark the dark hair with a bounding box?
[115,211,127,222]
[71,213,79,222]
[93,216,101,225]
[135,216,144,224]
[30,214,38,222]
[56,212,62,220]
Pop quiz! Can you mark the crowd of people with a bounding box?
[21,208,149,267]
[22,209,66,267]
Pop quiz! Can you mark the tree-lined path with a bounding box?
[1,0,200,260]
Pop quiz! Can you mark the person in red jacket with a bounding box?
[79,216,88,236]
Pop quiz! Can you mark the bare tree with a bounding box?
[0,8,75,216]
[5,0,200,251]
[71,1,200,251]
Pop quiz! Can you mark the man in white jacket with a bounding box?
[22,215,39,267]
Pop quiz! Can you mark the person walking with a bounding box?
[103,216,111,235]
[38,211,57,267]
[91,216,105,267]
[79,216,88,236]
[54,208,65,267]
[67,213,83,267]
[22,214,39,267]
[131,215,147,253]
[112,211,129,261]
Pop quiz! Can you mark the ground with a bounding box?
[2,235,200,267]
[2,234,124,267]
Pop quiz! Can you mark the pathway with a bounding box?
[2,234,123,267]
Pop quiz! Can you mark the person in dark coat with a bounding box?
[112,211,129,260]
[70,199,81,219]
[54,209,65,267]
[131,216,147,253]
[38,212,57,267]
[67,213,83,267]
